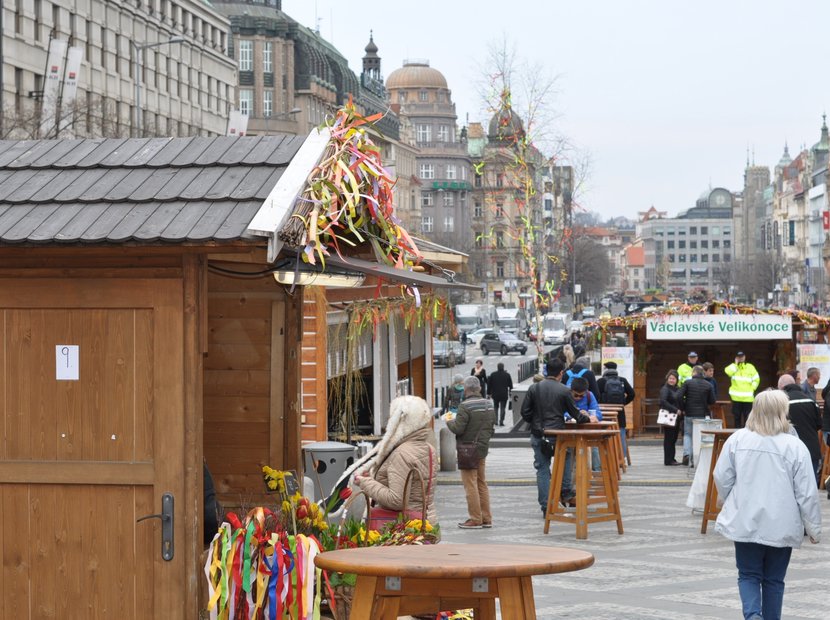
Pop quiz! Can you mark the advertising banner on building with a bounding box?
[601,346,634,385]
[797,344,830,387]
[645,314,792,340]
[39,38,68,138]
[226,109,249,137]
[57,46,84,137]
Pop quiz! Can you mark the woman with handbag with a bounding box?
[445,376,496,529]
[659,369,683,466]
[353,395,438,528]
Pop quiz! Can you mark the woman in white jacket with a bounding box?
[714,389,821,620]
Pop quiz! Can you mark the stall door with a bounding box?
[0,278,185,619]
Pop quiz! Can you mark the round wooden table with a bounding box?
[315,543,594,619]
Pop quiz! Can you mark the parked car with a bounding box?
[464,327,496,347]
[432,339,457,367]
[450,340,466,364]
[480,332,528,356]
[582,306,596,318]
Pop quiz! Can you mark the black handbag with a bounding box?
[456,429,482,470]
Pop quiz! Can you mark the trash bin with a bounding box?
[433,417,457,472]
[303,441,357,502]
[510,385,531,426]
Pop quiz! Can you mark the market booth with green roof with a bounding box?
[593,301,830,434]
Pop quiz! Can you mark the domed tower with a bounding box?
[385,60,472,263]
[362,31,381,81]
[488,91,525,145]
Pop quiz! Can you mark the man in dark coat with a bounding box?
[676,365,715,466]
[779,374,822,483]
[520,358,589,514]
[487,362,513,427]
[597,361,635,457]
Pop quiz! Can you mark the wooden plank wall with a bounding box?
[301,287,328,443]
[205,270,290,508]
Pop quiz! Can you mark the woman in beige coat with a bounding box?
[354,395,438,526]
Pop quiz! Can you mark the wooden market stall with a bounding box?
[593,301,830,434]
[0,112,464,617]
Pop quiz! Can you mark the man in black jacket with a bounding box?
[488,362,514,427]
[597,361,635,458]
[520,358,589,515]
[779,374,823,483]
[676,365,715,466]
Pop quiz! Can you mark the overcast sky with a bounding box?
[285,0,828,220]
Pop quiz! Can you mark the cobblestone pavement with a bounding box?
[433,439,830,620]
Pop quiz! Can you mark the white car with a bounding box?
[464,327,497,347]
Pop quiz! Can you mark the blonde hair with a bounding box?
[562,344,575,367]
[745,389,791,436]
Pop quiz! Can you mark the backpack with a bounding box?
[564,368,588,387]
[602,375,626,404]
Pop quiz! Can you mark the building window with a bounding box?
[496,174,504,188]
[445,164,456,179]
[421,191,433,207]
[398,91,407,102]
[421,216,433,233]
[419,164,434,179]
[690,254,698,263]
[701,239,708,249]
[416,124,431,142]
[475,235,483,248]
[678,240,686,249]
[495,231,504,248]
[437,125,449,142]
[723,227,731,235]
[712,254,720,262]
[474,201,483,218]
[724,253,731,262]
[788,220,795,246]
[679,254,686,263]
[459,191,467,206]
[668,254,675,262]
[667,240,675,249]
[712,240,720,248]
[723,239,731,248]
[701,254,708,262]
[700,226,708,235]
[444,215,454,232]
[443,193,454,207]
[461,166,467,180]
[690,240,697,249]
[496,262,504,278]
[419,90,428,102]
[263,41,273,73]
[238,40,253,71]
[263,91,273,117]
[474,175,482,188]
[633,268,639,276]
[239,89,253,115]
[495,203,505,218]
[689,226,697,235]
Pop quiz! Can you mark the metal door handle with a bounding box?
[137,492,174,561]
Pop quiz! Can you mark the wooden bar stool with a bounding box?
[600,404,631,465]
[543,428,624,539]
[597,411,625,477]
[700,428,738,533]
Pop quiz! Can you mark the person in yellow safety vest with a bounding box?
[724,351,760,428]
[677,351,699,385]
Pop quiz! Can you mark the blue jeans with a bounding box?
[591,446,601,472]
[734,541,792,620]
[530,435,573,512]
[683,417,694,461]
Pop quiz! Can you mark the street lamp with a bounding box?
[132,36,184,137]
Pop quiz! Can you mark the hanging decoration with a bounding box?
[279,98,422,270]
[588,299,830,334]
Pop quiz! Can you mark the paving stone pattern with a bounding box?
[434,441,830,619]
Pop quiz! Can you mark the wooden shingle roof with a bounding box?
[0,134,305,245]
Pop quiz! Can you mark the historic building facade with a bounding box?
[2,0,237,138]
[385,60,472,262]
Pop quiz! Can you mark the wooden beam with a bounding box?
[182,255,205,617]
[284,288,305,475]
[270,300,286,469]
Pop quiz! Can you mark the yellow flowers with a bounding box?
[405,519,433,533]
[262,466,287,495]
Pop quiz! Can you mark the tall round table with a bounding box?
[315,543,594,619]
